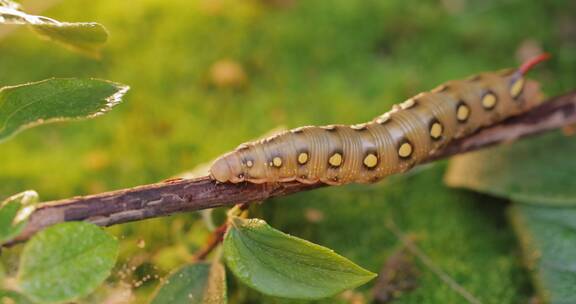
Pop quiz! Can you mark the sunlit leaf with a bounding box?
[223,217,376,300]
[510,203,576,303]
[0,78,129,143]
[0,1,108,56]
[18,222,118,303]
[445,132,576,206]
[0,190,38,244]
[0,0,19,10]
[30,23,108,57]
[151,262,227,304]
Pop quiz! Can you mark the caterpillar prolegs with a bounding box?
[210,54,550,185]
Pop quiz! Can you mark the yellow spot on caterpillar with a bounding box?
[328,153,343,167]
[456,103,470,122]
[430,122,443,139]
[351,123,367,130]
[510,77,524,98]
[297,152,309,165]
[481,93,497,109]
[363,154,378,168]
[246,160,254,168]
[272,157,282,167]
[398,142,413,158]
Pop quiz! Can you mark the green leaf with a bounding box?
[445,129,576,301]
[18,222,118,303]
[0,290,34,304]
[30,23,108,57]
[0,1,108,56]
[509,203,576,303]
[0,190,38,244]
[223,217,376,300]
[445,132,576,206]
[151,262,227,304]
[0,78,129,143]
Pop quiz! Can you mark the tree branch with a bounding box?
[9,90,576,245]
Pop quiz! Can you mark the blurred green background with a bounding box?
[0,0,575,302]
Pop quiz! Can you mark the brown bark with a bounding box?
[9,90,576,245]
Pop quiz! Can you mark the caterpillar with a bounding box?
[210,54,550,185]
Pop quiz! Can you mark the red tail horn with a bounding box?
[519,53,551,75]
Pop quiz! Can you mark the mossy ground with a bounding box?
[0,0,574,302]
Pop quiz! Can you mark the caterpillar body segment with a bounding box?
[210,55,549,185]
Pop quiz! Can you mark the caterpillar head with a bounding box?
[210,152,244,183]
[210,148,268,183]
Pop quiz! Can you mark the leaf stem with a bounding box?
[193,203,250,261]
[192,223,228,262]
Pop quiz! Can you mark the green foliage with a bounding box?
[151,262,227,304]
[0,290,34,304]
[0,78,129,143]
[30,23,108,57]
[17,222,118,303]
[446,132,576,206]
[0,0,108,56]
[223,216,376,299]
[446,132,576,302]
[510,204,576,303]
[0,190,37,244]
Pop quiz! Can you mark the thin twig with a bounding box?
[385,219,482,304]
[192,203,250,261]
[192,223,228,262]
[6,90,576,245]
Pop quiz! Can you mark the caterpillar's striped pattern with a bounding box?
[210,55,549,185]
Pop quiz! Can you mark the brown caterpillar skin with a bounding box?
[210,66,544,185]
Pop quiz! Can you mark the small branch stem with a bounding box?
[192,223,228,262]
[6,90,576,245]
[192,203,250,261]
